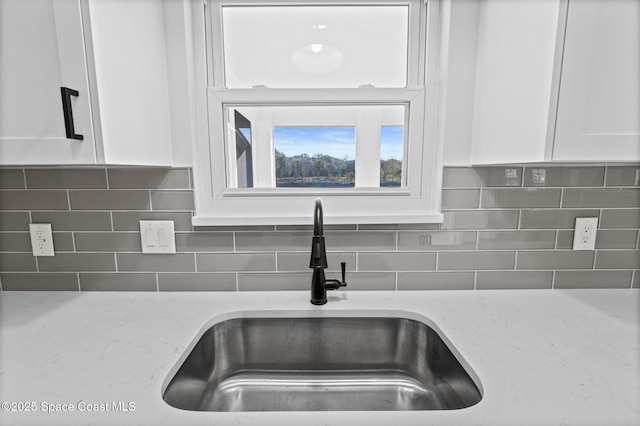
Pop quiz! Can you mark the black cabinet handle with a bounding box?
[60,87,84,140]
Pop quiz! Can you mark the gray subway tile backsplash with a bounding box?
[0,169,25,189]
[358,252,437,271]
[594,230,639,249]
[476,271,553,290]
[79,273,157,291]
[562,188,640,208]
[516,250,594,270]
[554,270,633,289]
[605,166,640,186]
[69,190,150,210]
[441,210,520,229]
[1,164,638,291]
[523,166,604,187]
[519,209,600,229]
[398,231,477,251]
[196,253,276,272]
[481,188,562,208]
[600,209,640,229]
[74,232,142,252]
[150,190,195,210]
[0,190,69,210]
[235,231,310,251]
[116,253,195,272]
[158,273,236,291]
[25,169,107,189]
[438,251,516,271]
[325,231,397,251]
[0,233,33,252]
[38,253,116,272]
[0,212,30,231]
[238,272,310,291]
[441,189,480,209]
[594,250,640,269]
[442,167,523,188]
[397,272,474,290]
[0,253,37,272]
[31,211,113,231]
[477,230,556,250]
[175,232,234,252]
[107,168,190,189]
[0,273,78,291]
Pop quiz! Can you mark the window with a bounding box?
[189,0,448,225]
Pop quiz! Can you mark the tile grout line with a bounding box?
[21,167,28,189]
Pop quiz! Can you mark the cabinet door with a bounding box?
[0,0,97,164]
[553,0,640,161]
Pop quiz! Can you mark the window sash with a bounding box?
[208,88,425,197]
[207,0,425,89]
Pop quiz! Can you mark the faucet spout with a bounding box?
[313,199,323,236]
[310,199,346,305]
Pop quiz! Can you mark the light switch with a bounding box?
[145,229,157,246]
[158,229,169,247]
[139,221,176,254]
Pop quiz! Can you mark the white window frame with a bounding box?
[188,0,450,226]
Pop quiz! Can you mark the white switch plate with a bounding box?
[573,217,598,250]
[140,221,176,254]
[29,223,55,256]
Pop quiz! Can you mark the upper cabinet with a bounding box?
[0,0,176,165]
[552,0,640,161]
[448,0,639,165]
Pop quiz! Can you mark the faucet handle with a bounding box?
[340,262,347,287]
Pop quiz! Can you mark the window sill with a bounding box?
[192,210,444,227]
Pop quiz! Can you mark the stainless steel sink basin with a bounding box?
[162,315,482,411]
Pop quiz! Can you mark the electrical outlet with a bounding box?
[29,223,55,256]
[572,217,598,251]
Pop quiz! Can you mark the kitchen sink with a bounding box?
[162,314,482,411]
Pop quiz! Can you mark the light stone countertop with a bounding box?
[0,290,638,426]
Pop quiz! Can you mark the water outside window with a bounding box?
[274,127,355,187]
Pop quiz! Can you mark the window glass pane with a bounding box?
[274,127,355,187]
[227,105,405,189]
[380,126,403,187]
[222,5,408,88]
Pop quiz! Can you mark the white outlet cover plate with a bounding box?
[140,220,176,254]
[29,223,55,256]
[573,217,598,251]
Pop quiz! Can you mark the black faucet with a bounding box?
[310,199,347,305]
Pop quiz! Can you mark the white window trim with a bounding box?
[187,0,450,226]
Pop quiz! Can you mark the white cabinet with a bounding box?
[447,0,639,165]
[552,0,640,161]
[468,0,561,164]
[0,0,174,165]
